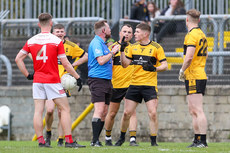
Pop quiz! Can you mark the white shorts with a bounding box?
[33,83,66,100]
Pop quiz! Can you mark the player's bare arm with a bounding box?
[60,57,80,79]
[72,52,88,67]
[15,51,30,78]
[120,52,131,68]
[156,60,168,72]
[181,46,195,71]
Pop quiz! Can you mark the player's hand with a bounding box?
[120,36,128,52]
[142,61,156,72]
[178,69,185,82]
[27,73,34,80]
[76,78,82,92]
[111,45,120,56]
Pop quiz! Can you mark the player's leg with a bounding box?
[129,109,138,146]
[44,100,55,145]
[53,97,71,136]
[188,94,207,147]
[45,83,85,148]
[33,83,51,147]
[57,108,64,146]
[104,88,127,146]
[115,99,138,146]
[141,86,159,146]
[146,99,159,146]
[105,102,120,146]
[53,97,85,148]
[33,99,47,147]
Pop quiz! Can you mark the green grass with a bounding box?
[0,141,229,153]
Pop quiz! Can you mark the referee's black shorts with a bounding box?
[88,77,112,105]
[125,85,158,103]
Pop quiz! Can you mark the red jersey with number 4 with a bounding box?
[21,32,66,83]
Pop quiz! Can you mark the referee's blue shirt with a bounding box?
[88,35,112,80]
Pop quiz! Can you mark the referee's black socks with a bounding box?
[92,118,101,142]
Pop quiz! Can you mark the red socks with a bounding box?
[37,136,45,144]
[65,135,73,143]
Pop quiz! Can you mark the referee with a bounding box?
[88,20,119,147]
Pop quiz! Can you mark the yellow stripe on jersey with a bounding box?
[109,42,134,88]
[126,41,166,86]
[58,40,85,77]
[183,27,207,80]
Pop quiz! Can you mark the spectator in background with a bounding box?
[130,0,150,23]
[155,0,186,43]
[147,1,161,19]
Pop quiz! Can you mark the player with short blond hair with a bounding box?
[179,9,208,148]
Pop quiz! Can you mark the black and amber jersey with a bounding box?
[58,40,85,77]
[183,27,207,80]
[109,42,134,88]
[126,41,166,87]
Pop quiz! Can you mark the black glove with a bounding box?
[76,78,82,92]
[120,36,128,52]
[142,61,156,72]
[27,73,34,80]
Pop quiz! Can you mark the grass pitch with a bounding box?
[0,141,229,153]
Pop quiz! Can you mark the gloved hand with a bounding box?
[27,73,34,80]
[76,78,82,92]
[178,69,185,82]
[120,36,128,52]
[142,61,156,72]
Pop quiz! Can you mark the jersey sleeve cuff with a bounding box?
[159,58,167,62]
[58,54,66,58]
[20,49,28,55]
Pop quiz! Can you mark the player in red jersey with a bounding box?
[15,13,84,148]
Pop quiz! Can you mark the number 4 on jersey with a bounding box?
[36,45,48,63]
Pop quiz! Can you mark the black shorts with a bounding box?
[125,85,158,103]
[111,88,128,103]
[88,77,112,105]
[185,79,207,95]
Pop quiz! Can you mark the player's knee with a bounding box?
[123,110,132,119]
[109,111,117,119]
[149,111,157,120]
[46,109,54,115]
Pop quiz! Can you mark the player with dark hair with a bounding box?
[105,24,138,146]
[179,9,208,148]
[44,23,87,147]
[88,20,120,147]
[115,23,168,146]
[15,13,83,148]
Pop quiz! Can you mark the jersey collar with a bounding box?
[189,27,200,32]
[140,40,151,46]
